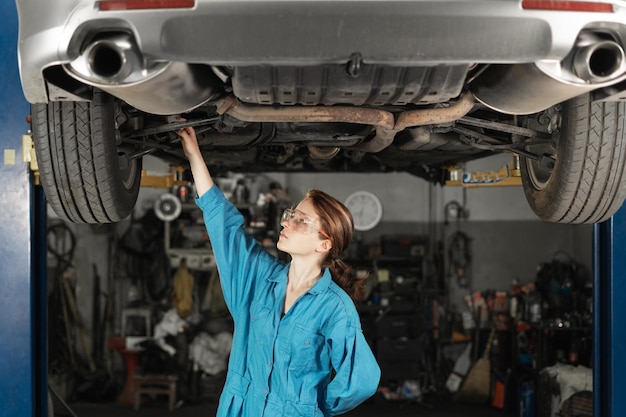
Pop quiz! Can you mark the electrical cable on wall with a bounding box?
[447,230,472,289]
[443,199,472,289]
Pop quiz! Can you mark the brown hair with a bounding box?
[304,189,357,299]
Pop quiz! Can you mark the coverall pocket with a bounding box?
[289,325,328,372]
[250,302,272,351]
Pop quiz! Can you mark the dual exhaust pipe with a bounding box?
[64,30,626,135]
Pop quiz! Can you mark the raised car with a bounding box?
[16,0,626,223]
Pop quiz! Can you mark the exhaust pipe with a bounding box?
[472,31,626,115]
[218,93,475,153]
[64,33,219,115]
[572,39,626,82]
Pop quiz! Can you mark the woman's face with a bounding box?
[276,198,329,256]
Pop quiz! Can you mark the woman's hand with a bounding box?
[176,124,214,197]
[177,125,202,161]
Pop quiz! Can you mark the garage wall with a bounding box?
[284,171,538,222]
[284,153,539,223]
[443,221,591,312]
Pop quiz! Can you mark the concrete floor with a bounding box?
[65,398,514,417]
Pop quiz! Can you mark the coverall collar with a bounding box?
[267,265,332,295]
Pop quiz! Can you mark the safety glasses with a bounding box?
[280,208,331,240]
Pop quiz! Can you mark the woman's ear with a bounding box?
[317,238,332,254]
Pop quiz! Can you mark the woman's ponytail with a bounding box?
[329,258,358,300]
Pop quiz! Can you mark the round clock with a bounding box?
[344,191,383,231]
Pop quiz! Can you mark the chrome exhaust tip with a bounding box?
[65,33,219,115]
[572,39,626,83]
[68,33,143,85]
[86,38,133,82]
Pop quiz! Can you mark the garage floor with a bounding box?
[67,399,514,417]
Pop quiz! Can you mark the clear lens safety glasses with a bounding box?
[280,208,331,240]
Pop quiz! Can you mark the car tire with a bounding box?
[31,90,142,223]
[521,93,626,224]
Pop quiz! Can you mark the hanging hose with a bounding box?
[47,222,76,272]
[447,230,472,288]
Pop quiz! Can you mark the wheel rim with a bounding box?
[525,143,556,191]
[525,105,561,192]
[118,150,139,190]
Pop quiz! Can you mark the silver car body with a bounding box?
[16,0,626,115]
[14,0,626,225]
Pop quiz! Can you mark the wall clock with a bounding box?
[344,191,383,231]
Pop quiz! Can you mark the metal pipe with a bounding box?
[65,33,219,115]
[218,96,396,129]
[573,40,625,83]
[352,127,398,153]
[396,93,475,130]
[67,34,141,84]
[219,93,476,153]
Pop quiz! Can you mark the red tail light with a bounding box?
[522,0,613,12]
[99,0,195,10]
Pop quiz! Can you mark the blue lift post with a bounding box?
[594,207,626,417]
[0,2,47,417]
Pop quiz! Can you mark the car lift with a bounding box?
[0,2,47,416]
[0,4,625,417]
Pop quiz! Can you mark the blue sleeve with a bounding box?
[323,315,381,415]
[195,185,280,317]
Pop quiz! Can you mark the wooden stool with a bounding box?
[133,373,178,411]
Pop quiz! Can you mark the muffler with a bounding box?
[472,31,626,115]
[64,33,219,115]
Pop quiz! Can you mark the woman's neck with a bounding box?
[287,260,322,291]
[283,260,323,314]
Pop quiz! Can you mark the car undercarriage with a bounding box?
[17,0,626,224]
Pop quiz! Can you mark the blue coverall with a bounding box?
[196,185,381,416]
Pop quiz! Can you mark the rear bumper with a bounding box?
[16,0,626,103]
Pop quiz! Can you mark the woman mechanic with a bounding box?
[177,125,380,417]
